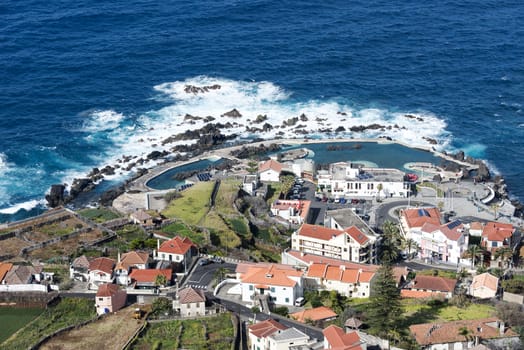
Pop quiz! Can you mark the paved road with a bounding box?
[183,258,236,291]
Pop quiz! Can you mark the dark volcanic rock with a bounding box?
[184,84,221,94]
[349,124,384,132]
[222,108,242,118]
[254,115,268,124]
[282,117,299,127]
[423,137,438,145]
[147,150,168,160]
[45,184,66,208]
[335,126,346,132]
[100,166,115,176]
[230,143,281,159]
[69,178,95,198]
[100,186,125,207]
[299,113,308,121]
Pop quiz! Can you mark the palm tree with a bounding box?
[279,175,295,199]
[464,244,483,268]
[458,326,472,347]
[493,247,513,269]
[403,239,420,260]
[380,221,403,264]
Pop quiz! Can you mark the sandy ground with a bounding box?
[39,305,147,350]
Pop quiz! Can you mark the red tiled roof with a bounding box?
[323,325,363,350]
[89,257,115,275]
[258,159,283,173]
[471,273,499,292]
[345,226,369,245]
[129,269,171,283]
[421,221,465,241]
[117,251,149,270]
[401,290,444,299]
[410,317,517,346]
[306,263,328,278]
[249,319,288,338]
[402,207,441,229]
[158,236,195,255]
[178,286,205,304]
[285,250,378,272]
[290,306,337,323]
[482,222,514,242]
[240,263,302,287]
[358,271,375,283]
[411,275,457,293]
[306,263,374,284]
[96,283,123,297]
[297,224,345,241]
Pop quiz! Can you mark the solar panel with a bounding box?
[418,209,430,217]
[447,221,461,230]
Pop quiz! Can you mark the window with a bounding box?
[196,303,199,308]
[98,298,104,301]
[285,297,289,303]
[270,287,275,292]
[249,285,253,291]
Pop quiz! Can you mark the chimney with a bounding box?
[157,239,160,250]
[340,265,346,271]
[499,321,505,335]
[117,251,121,263]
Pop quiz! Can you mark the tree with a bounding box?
[366,263,403,339]
[493,247,514,269]
[380,221,403,264]
[279,174,295,199]
[376,183,383,200]
[464,244,483,268]
[155,274,167,288]
[458,326,472,347]
[403,238,420,260]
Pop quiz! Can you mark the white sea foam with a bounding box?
[0,199,46,215]
[83,110,125,132]
[461,143,487,158]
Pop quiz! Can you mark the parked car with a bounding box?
[339,198,347,204]
[351,199,359,204]
[212,256,224,264]
[199,258,211,266]
[294,297,306,306]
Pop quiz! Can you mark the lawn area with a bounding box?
[0,307,43,345]
[162,182,215,225]
[1,298,96,349]
[77,208,121,223]
[158,222,207,246]
[131,313,234,350]
[214,178,241,216]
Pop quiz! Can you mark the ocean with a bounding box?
[1,0,523,223]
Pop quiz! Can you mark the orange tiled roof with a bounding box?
[345,226,369,245]
[402,207,441,229]
[306,263,374,284]
[422,220,465,241]
[178,286,205,304]
[358,270,375,283]
[306,263,328,278]
[129,269,171,283]
[290,306,337,323]
[96,283,123,297]
[158,236,195,255]
[89,257,115,275]
[471,273,499,292]
[482,222,514,242]
[285,250,378,272]
[401,289,444,299]
[240,263,302,287]
[410,317,517,346]
[297,224,345,241]
[323,325,363,350]
[271,200,311,221]
[0,262,13,283]
[411,275,457,293]
[249,319,288,338]
[258,159,283,173]
[118,251,149,270]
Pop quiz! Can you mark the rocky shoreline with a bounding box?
[42,84,523,218]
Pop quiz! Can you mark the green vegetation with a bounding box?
[502,276,524,294]
[214,178,242,216]
[77,207,121,223]
[1,298,95,349]
[38,223,76,236]
[402,298,495,324]
[131,313,234,350]
[416,269,458,279]
[0,307,43,344]
[161,182,215,225]
[104,224,150,252]
[158,222,207,246]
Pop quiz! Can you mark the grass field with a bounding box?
[162,182,215,225]
[77,208,121,223]
[0,307,43,345]
[131,313,234,350]
[0,298,96,349]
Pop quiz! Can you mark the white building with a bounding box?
[399,207,442,239]
[237,263,304,306]
[418,220,469,264]
[154,236,195,272]
[317,161,410,199]
[291,223,378,264]
[270,200,311,225]
[248,319,319,350]
[469,273,499,299]
[88,257,115,290]
[305,263,376,298]
[323,325,366,350]
[258,159,283,182]
[173,286,206,317]
[243,174,260,196]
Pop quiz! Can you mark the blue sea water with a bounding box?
[0,0,523,222]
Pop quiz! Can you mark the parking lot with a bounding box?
[289,178,373,225]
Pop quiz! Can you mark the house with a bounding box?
[236,263,304,306]
[114,251,150,285]
[409,317,520,350]
[399,207,441,239]
[290,306,337,324]
[417,220,469,264]
[173,286,206,317]
[323,324,365,350]
[281,249,379,271]
[129,268,172,289]
[95,283,127,315]
[4,265,42,285]
[316,161,410,199]
[130,209,154,226]
[88,257,115,289]
[481,222,515,252]
[0,262,13,284]
[248,319,317,350]
[402,275,457,299]
[248,319,288,350]
[324,208,380,263]
[258,159,283,182]
[305,263,376,298]
[154,236,196,272]
[291,223,378,264]
[466,222,484,237]
[270,200,311,225]
[469,272,499,299]
[243,174,260,196]
[69,255,90,281]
